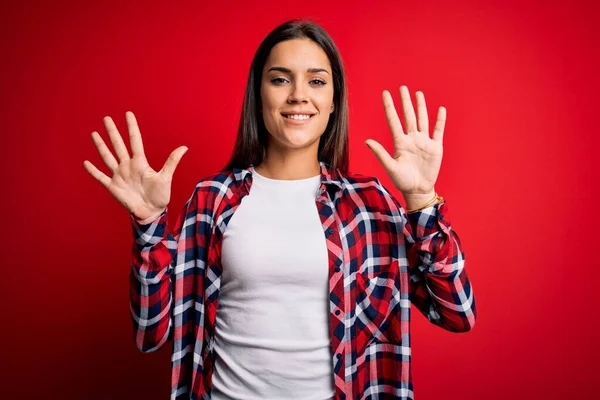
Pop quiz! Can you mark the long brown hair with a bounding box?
[221,19,349,173]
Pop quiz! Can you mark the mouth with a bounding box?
[281,113,316,121]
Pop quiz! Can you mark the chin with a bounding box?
[283,138,318,149]
[277,132,321,149]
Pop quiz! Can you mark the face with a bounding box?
[260,38,335,153]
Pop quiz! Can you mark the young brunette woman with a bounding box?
[83,19,476,400]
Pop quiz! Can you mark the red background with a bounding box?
[1,0,598,399]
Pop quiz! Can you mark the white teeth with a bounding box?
[285,114,312,120]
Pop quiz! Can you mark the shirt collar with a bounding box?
[232,161,344,190]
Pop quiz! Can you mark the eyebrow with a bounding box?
[267,66,330,75]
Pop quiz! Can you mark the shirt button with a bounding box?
[335,309,341,315]
[326,228,335,236]
[336,353,341,359]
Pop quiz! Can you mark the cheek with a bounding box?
[260,85,283,108]
[318,90,334,114]
[260,91,277,125]
[261,106,281,133]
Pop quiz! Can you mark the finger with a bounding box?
[159,146,189,180]
[432,106,447,142]
[365,139,395,175]
[91,131,119,172]
[83,160,111,188]
[399,85,417,133]
[415,91,429,134]
[103,116,130,162]
[126,111,145,157]
[382,90,404,137]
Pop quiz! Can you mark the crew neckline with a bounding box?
[251,166,321,184]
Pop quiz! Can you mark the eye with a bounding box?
[270,77,289,85]
[311,79,327,86]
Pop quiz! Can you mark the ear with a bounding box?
[330,103,335,113]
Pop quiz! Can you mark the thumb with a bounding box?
[160,146,188,180]
[365,139,394,174]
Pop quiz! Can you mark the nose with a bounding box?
[288,81,308,104]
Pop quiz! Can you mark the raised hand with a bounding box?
[83,111,188,223]
[365,85,445,200]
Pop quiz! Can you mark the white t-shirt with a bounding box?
[210,167,335,400]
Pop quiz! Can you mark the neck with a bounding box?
[255,144,321,180]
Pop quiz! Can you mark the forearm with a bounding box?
[408,237,477,332]
[129,210,176,352]
[129,264,173,352]
[405,202,477,332]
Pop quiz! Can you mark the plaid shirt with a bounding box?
[129,161,477,400]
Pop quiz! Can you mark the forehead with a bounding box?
[264,38,331,72]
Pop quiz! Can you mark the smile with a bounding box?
[282,114,314,120]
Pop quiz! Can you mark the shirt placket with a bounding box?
[316,184,351,400]
[204,179,252,396]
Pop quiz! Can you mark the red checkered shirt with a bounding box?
[129,161,477,400]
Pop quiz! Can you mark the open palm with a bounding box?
[366,85,445,196]
[82,111,188,222]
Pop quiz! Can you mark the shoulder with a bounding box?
[194,170,239,192]
[340,170,393,197]
[183,169,242,211]
[339,170,403,212]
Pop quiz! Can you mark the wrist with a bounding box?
[403,190,440,212]
[132,208,166,224]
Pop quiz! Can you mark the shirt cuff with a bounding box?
[406,201,452,240]
[130,208,169,249]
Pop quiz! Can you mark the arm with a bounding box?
[129,191,199,352]
[364,85,475,332]
[401,200,477,332]
[81,111,193,352]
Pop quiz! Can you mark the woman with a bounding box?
[83,19,476,400]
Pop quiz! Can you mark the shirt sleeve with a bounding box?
[402,200,477,332]
[128,190,199,352]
